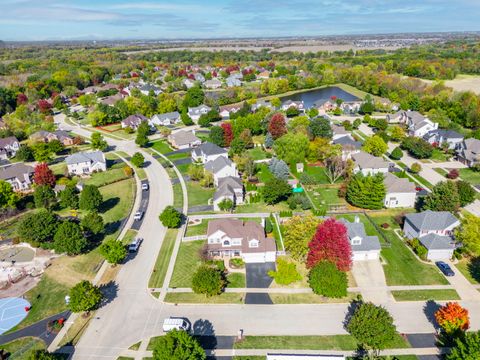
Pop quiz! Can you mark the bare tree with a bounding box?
[325,156,346,184]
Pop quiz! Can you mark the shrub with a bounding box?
[268,257,302,285]
[381,223,390,229]
[264,217,273,233]
[401,137,433,159]
[410,163,422,174]
[229,258,245,269]
[159,206,182,228]
[308,261,347,298]
[390,147,403,160]
[447,169,459,179]
[191,265,226,297]
[130,152,145,167]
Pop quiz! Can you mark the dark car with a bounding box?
[436,261,455,276]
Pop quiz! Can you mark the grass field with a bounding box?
[148,229,178,288]
[151,140,173,154]
[445,74,480,95]
[392,289,460,301]
[247,147,269,160]
[170,240,205,287]
[368,214,448,285]
[459,168,480,185]
[234,334,409,350]
[303,165,341,184]
[172,182,184,209]
[186,182,215,207]
[0,337,46,359]
[163,292,244,304]
[185,219,210,236]
[456,257,480,284]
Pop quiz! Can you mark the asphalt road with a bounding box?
[131,179,150,231]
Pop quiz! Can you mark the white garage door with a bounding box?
[243,253,266,263]
[353,251,379,261]
[428,249,453,261]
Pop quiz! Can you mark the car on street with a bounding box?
[133,211,143,221]
[128,237,143,252]
[162,317,191,333]
[141,183,149,191]
[436,261,455,276]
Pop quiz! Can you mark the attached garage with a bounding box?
[419,233,455,261]
[243,252,267,263]
[352,251,380,261]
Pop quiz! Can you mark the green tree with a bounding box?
[447,330,480,360]
[455,214,480,256]
[182,86,204,108]
[209,126,225,147]
[135,121,150,147]
[32,143,53,162]
[15,145,34,162]
[261,178,292,204]
[283,215,319,261]
[273,132,309,165]
[99,239,127,265]
[268,257,301,285]
[81,211,104,235]
[69,280,103,313]
[217,198,234,212]
[131,152,145,167]
[58,185,79,209]
[0,180,18,208]
[27,350,58,360]
[308,261,348,298]
[34,185,56,209]
[410,162,422,174]
[90,132,108,151]
[191,264,226,297]
[79,185,103,211]
[17,210,59,246]
[53,221,87,255]
[346,173,386,210]
[456,180,475,207]
[363,135,388,157]
[308,117,332,139]
[347,302,397,357]
[159,206,182,228]
[152,329,206,360]
[423,181,460,212]
[390,125,406,142]
[390,147,403,160]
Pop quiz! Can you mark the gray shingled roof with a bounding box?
[0,163,34,181]
[205,156,233,174]
[193,142,227,157]
[352,151,389,169]
[66,151,105,165]
[405,210,459,232]
[384,173,416,193]
[0,136,18,148]
[170,130,200,147]
[154,111,180,121]
[339,218,381,252]
[419,233,456,250]
[333,136,362,149]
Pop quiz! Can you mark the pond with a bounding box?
[281,86,360,108]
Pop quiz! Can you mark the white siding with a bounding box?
[427,249,454,261]
[384,192,416,208]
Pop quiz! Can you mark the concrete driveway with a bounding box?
[352,260,392,303]
[245,263,275,305]
[445,262,480,301]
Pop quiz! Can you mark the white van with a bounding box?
[128,238,143,252]
[162,317,191,333]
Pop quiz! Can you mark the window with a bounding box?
[351,238,361,245]
[249,240,259,248]
[223,240,230,246]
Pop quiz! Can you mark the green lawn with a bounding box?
[166,152,190,161]
[369,214,449,285]
[172,182,184,209]
[392,289,460,301]
[256,163,274,184]
[270,292,359,304]
[456,257,480,284]
[247,147,269,160]
[227,272,246,288]
[186,182,215,207]
[121,229,137,245]
[84,168,130,187]
[163,292,244,305]
[170,240,205,287]
[176,163,190,174]
[148,229,178,288]
[303,165,341,184]
[185,219,210,236]
[235,201,291,214]
[235,334,409,350]
[305,185,345,210]
[151,140,173,154]
[459,168,480,185]
[433,168,448,177]
[430,148,449,162]
[0,337,46,360]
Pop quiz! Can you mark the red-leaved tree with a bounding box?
[435,302,470,335]
[306,218,352,271]
[37,99,52,113]
[17,93,28,105]
[268,113,287,139]
[34,163,56,187]
[221,123,233,147]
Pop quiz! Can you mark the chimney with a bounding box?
[354,216,360,223]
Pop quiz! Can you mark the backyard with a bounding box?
[459,168,480,185]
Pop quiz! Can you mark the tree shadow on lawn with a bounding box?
[104,220,122,236]
[467,257,480,283]
[99,197,120,213]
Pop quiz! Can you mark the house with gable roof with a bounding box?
[204,156,238,186]
[456,138,480,167]
[351,151,389,176]
[339,216,381,261]
[191,142,228,164]
[66,151,106,175]
[383,173,416,208]
[0,163,34,191]
[213,176,244,211]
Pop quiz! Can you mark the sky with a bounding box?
[1,0,480,41]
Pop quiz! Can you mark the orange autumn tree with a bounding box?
[435,302,470,335]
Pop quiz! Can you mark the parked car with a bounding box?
[162,317,191,333]
[141,183,149,191]
[133,211,143,221]
[128,238,143,252]
[436,261,455,276]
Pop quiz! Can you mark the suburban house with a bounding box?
[339,217,381,261]
[205,156,238,185]
[213,176,244,211]
[194,73,205,83]
[387,110,423,124]
[423,129,464,150]
[383,173,416,208]
[66,151,107,176]
[0,163,34,191]
[332,136,362,160]
[340,101,362,114]
[219,104,241,119]
[407,114,438,138]
[99,93,124,106]
[331,125,349,141]
[206,219,276,263]
[192,142,228,163]
[351,151,389,176]
[188,105,211,123]
[251,100,275,112]
[204,79,222,89]
[182,78,196,89]
[226,76,241,87]
[281,100,304,112]
[403,210,460,260]
[456,138,480,167]
[121,114,148,130]
[139,83,162,96]
[257,71,270,79]
[313,99,336,112]
[0,136,20,158]
[168,130,201,150]
[29,130,74,146]
[150,111,181,126]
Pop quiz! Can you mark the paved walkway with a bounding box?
[352,260,392,303]
[446,262,480,301]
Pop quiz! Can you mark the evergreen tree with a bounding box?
[346,173,386,210]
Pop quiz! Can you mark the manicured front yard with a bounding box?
[430,148,449,162]
[392,289,460,301]
[269,292,359,304]
[170,240,205,287]
[84,167,130,187]
[185,219,210,237]
[151,140,173,154]
[459,168,480,185]
[227,272,246,288]
[186,182,215,207]
[148,229,178,288]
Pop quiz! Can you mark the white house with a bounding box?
[384,173,416,208]
[403,210,460,260]
[340,217,381,261]
[213,176,244,211]
[168,130,201,150]
[191,142,228,164]
[331,125,349,141]
[204,79,222,89]
[407,113,438,137]
[219,104,241,119]
[226,76,241,87]
[66,151,107,175]
[205,156,238,185]
[281,100,304,112]
[0,163,34,191]
[351,151,389,176]
[150,111,181,126]
[183,78,196,89]
[206,219,276,263]
[188,105,211,123]
[0,136,20,159]
[423,129,464,150]
[139,83,162,96]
